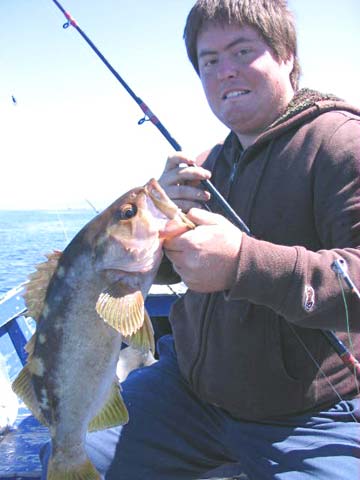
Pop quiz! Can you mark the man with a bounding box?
[41,0,360,478]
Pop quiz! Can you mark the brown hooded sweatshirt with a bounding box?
[168,89,360,420]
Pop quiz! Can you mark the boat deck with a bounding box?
[0,407,48,479]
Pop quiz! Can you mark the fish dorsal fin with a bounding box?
[123,309,155,354]
[25,334,36,359]
[11,365,48,426]
[24,250,62,321]
[95,282,144,337]
[87,381,129,432]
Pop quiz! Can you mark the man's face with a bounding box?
[197,23,294,147]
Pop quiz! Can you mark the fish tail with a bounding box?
[47,456,101,480]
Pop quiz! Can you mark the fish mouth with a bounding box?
[222,89,250,100]
[100,180,194,273]
[144,179,195,231]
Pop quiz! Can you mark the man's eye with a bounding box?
[201,57,218,69]
[236,48,251,56]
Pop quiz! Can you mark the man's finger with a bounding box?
[164,153,195,171]
[167,185,210,201]
[186,208,228,226]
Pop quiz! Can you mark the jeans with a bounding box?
[40,335,360,479]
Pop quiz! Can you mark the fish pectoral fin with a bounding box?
[96,284,145,336]
[123,308,155,354]
[48,458,100,480]
[11,365,48,426]
[88,381,129,432]
[24,250,62,321]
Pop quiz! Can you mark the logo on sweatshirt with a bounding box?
[303,285,315,312]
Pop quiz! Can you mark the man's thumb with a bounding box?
[186,208,226,226]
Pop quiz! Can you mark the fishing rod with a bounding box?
[50,0,360,380]
[329,259,360,378]
[50,0,250,236]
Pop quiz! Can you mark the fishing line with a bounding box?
[55,209,69,244]
[84,198,100,215]
[337,274,360,394]
[287,322,359,423]
[165,284,183,298]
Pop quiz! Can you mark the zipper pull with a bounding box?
[229,151,243,185]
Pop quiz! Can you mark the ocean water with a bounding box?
[0,209,95,296]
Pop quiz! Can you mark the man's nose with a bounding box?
[217,56,238,80]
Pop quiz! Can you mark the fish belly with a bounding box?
[36,312,123,474]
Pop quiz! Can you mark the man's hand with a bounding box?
[164,208,242,293]
[158,153,211,212]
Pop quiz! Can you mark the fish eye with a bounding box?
[116,203,138,221]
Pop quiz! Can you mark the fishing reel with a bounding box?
[332,257,360,299]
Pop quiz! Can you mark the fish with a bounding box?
[12,178,194,480]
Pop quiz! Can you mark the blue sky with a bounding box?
[1,0,359,210]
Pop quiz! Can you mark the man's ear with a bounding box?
[284,54,294,76]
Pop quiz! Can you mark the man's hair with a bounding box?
[183,0,300,90]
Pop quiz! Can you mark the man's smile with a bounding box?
[222,89,251,100]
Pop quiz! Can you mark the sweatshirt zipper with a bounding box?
[189,148,245,393]
[229,151,241,185]
[189,292,217,390]
[229,149,245,189]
